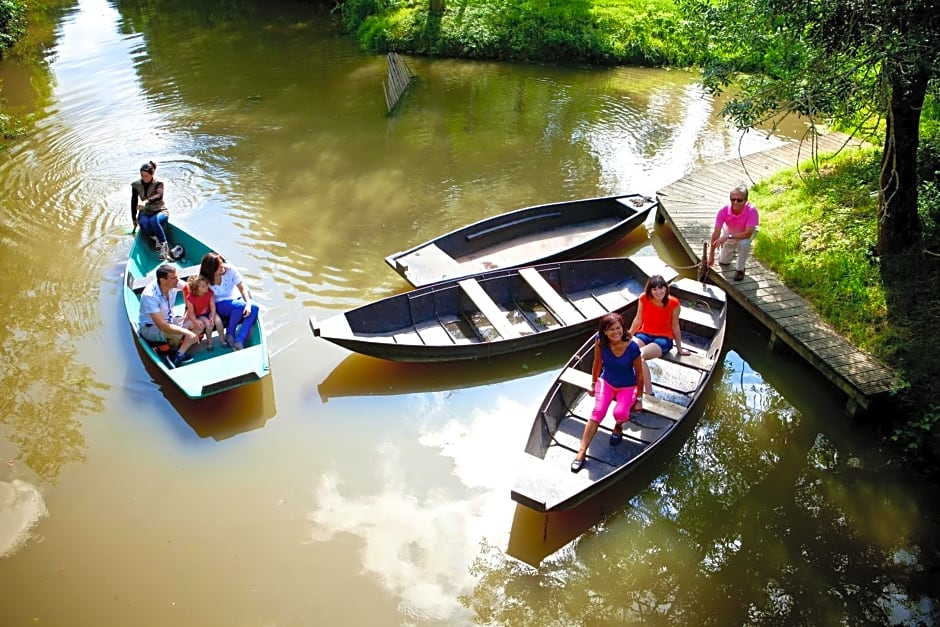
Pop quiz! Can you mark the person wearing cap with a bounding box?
[707,184,760,281]
[131,160,171,260]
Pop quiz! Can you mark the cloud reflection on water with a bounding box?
[307,394,532,623]
[0,479,48,559]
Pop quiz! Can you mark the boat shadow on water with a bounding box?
[134,342,277,440]
[506,367,722,567]
[315,337,586,402]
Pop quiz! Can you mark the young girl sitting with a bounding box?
[184,275,224,350]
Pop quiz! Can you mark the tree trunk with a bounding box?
[878,65,928,255]
[430,0,445,14]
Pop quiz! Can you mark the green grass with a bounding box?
[750,149,940,462]
[345,0,696,67]
[750,149,886,354]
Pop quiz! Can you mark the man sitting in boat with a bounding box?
[139,264,200,368]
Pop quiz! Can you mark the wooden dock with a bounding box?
[656,132,900,414]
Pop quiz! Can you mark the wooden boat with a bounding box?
[310,255,678,363]
[385,194,657,287]
[122,224,271,399]
[511,277,727,512]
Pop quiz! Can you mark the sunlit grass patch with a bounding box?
[750,148,888,354]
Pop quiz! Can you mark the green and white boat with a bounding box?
[122,224,270,399]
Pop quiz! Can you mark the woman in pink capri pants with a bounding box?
[570,312,644,473]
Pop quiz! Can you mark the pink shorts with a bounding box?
[590,378,637,424]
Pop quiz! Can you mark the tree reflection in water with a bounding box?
[462,364,937,625]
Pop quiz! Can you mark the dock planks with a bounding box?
[657,132,900,413]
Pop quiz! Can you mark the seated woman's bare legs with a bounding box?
[639,342,662,395]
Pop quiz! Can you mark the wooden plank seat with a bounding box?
[567,290,609,319]
[517,267,585,326]
[559,365,593,390]
[679,304,721,332]
[558,366,688,422]
[630,255,680,284]
[394,243,464,283]
[130,263,202,293]
[457,278,522,339]
[661,348,714,371]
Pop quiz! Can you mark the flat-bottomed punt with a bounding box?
[310,256,677,363]
[511,277,727,512]
[385,194,657,287]
[122,224,271,399]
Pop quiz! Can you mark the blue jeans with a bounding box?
[215,298,259,344]
[138,212,169,244]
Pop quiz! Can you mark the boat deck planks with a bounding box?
[657,132,900,412]
[517,267,585,326]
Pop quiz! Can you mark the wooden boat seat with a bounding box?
[559,366,594,391]
[394,243,465,286]
[457,278,522,340]
[679,304,721,332]
[566,290,609,319]
[130,263,202,293]
[517,267,584,326]
[630,255,680,284]
[558,366,688,421]
[661,348,714,371]
[464,211,562,242]
[615,195,652,209]
[512,451,593,512]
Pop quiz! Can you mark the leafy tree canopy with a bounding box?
[680,0,940,254]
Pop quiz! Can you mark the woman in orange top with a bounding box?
[628,275,691,409]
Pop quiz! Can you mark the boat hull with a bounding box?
[122,224,270,399]
[511,277,727,512]
[311,256,679,363]
[385,194,657,287]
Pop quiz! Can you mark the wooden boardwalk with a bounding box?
[657,132,900,414]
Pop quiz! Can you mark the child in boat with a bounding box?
[184,275,224,350]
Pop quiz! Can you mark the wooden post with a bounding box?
[384,52,415,114]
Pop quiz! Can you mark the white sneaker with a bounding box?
[159,242,170,260]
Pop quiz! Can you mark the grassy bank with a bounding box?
[750,147,940,462]
[339,0,698,67]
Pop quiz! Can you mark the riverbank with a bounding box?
[750,148,940,466]
[338,0,699,67]
[0,0,71,148]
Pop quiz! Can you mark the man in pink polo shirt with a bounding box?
[707,184,760,281]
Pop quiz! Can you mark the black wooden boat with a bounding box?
[310,255,677,363]
[511,277,727,512]
[385,194,657,287]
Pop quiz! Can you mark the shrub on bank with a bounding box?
[0,0,27,55]
[340,0,698,67]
